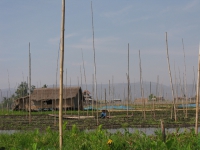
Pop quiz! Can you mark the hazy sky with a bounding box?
[0,0,200,91]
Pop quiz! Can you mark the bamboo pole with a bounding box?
[178,67,185,115]
[126,73,129,116]
[78,77,80,119]
[112,75,114,116]
[156,75,159,109]
[52,84,54,115]
[92,74,94,116]
[54,87,56,125]
[109,80,111,117]
[22,73,24,112]
[81,49,88,116]
[160,120,166,142]
[55,35,60,123]
[165,32,177,121]
[133,79,136,111]
[139,50,145,119]
[91,1,98,125]
[80,66,83,116]
[195,44,200,135]
[105,89,107,110]
[26,77,28,118]
[0,90,2,112]
[174,62,178,116]
[192,66,196,101]
[182,39,188,118]
[151,81,155,118]
[28,43,31,123]
[127,43,130,117]
[65,69,67,115]
[59,0,65,148]
[70,78,72,115]
[6,91,8,112]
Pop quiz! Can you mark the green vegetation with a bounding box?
[148,94,156,100]
[0,81,36,110]
[0,109,198,131]
[0,125,200,150]
[15,81,36,98]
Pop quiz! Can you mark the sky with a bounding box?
[0,0,200,93]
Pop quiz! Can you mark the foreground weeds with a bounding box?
[0,125,200,150]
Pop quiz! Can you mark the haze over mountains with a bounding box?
[0,82,196,103]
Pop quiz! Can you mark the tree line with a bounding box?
[0,82,47,109]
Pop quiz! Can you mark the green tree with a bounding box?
[2,96,14,109]
[15,82,35,98]
[149,94,156,101]
[42,84,48,88]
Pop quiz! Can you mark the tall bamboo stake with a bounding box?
[81,49,88,116]
[105,89,107,110]
[174,62,178,115]
[7,70,11,101]
[109,80,111,117]
[6,91,8,112]
[100,82,102,111]
[92,74,94,116]
[52,84,54,114]
[133,79,136,109]
[80,66,83,116]
[0,89,2,111]
[26,77,28,118]
[91,1,98,125]
[192,66,196,101]
[54,86,56,125]
[139,50,145,119]
[59,0,65,148]
[101,83,102,101]
[126,73,129,116]
[40,81,42,114]
[112,75,114,116]
[65,69,67,115]
[78,77,80,119]
[70,78,72,115]
[127,43,130,116]
[28,43,31,124]
[55,37,60,123]
[22,72,25,112]
[156,75,159,109]
[182,39,188,118]
[195,44,200,135]
[178,67,185,115]
[165,32,176,121]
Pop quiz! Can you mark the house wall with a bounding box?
[13,88,84,111]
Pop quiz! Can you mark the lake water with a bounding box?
[0,130,18,134]
[0,127,196,135]
[106,127,194,135]
[85,127,195,135]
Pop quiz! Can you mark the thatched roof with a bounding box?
[31,87,82,101]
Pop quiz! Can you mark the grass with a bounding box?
[0,124,200,149]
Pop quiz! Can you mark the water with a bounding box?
[0,130,18,134]
[0,127,196,135]
[85,127,195,135]
[107,127,194,135]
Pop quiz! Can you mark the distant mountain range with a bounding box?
[83,82,196,101]
[0,82,196,102]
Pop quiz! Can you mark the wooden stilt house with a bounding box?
[13,87,84,111]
